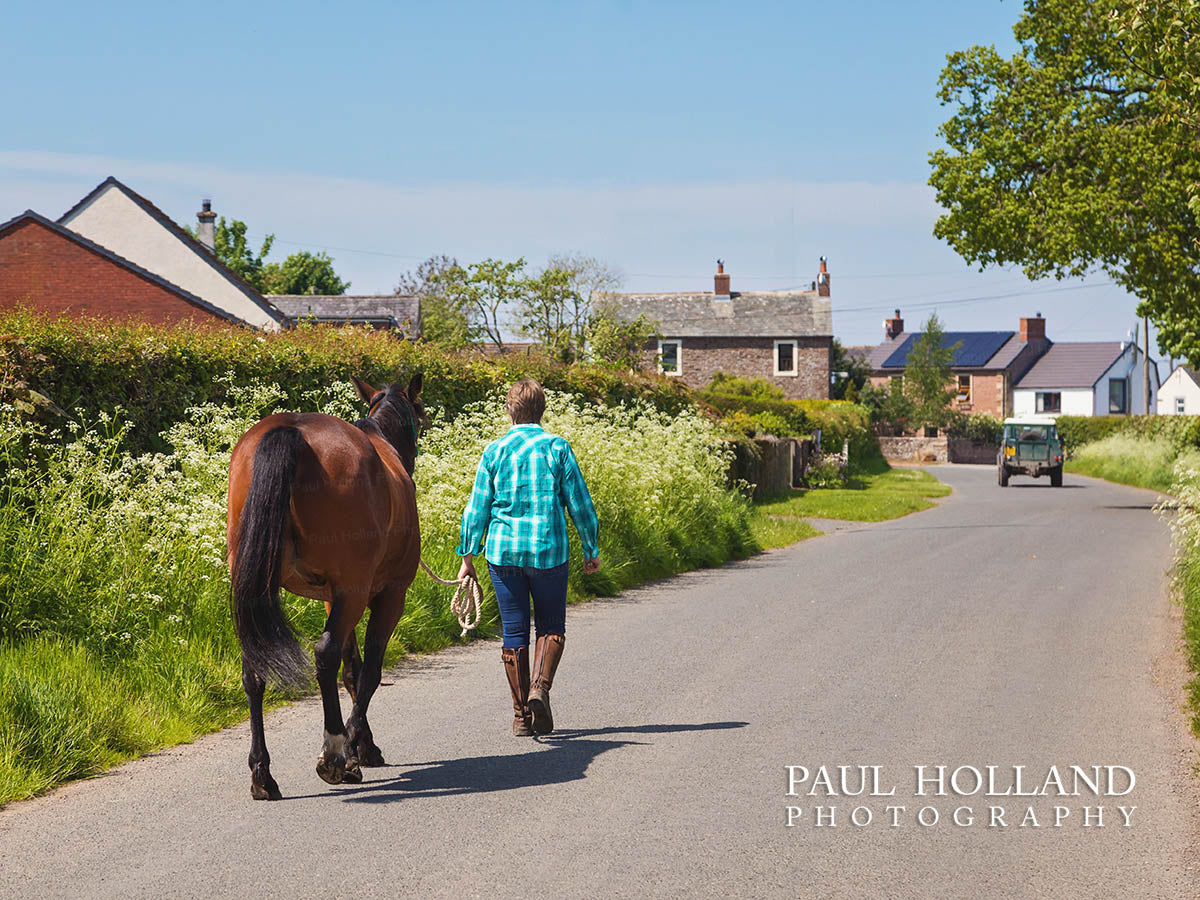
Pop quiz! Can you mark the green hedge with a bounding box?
[2,311,691,452]
[1057,414,1200,457]
[696,391,881,470]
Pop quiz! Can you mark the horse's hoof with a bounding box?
[361,744,385,767]
[250,765,282,800]
[342,760,363,784]
[315,753,345,785]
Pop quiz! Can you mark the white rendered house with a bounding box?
[1157,366,1200,415]
[1013,341,1159,417]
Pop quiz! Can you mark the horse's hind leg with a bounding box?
[346,586,406,768]
[243,659,281,800]
[314,597,363,786]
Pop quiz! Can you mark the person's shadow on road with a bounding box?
[296,721,747,803]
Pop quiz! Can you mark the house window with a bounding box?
[956,374,972,403]
[658,339,681,376]
[1109,378,1128,414]
[774,340,798,376]
[1177,396,1186,414]
[1035,391,1062,414]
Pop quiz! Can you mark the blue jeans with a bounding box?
[488,562,568,649]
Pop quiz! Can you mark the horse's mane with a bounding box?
[353,387,422,471]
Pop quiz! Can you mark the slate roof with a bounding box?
[606,290,831,338]
[0,210,243,324]
[269,294,420,336]
[58,177,284,326]
[1015,342,1124,388]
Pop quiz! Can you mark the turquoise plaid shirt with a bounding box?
[457,424,600,568]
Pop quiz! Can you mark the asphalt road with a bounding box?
[2,466,1197,899]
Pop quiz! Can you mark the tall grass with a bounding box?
[1158,460,1200,733]
[0,382,754,804]
[1066,434,1200,493]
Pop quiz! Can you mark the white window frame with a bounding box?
[956,373,972,403]
[1177,396,1186,414]
[658,338,682,376]
[773,339,798,376]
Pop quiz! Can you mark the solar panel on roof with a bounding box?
[881,332,1013,369]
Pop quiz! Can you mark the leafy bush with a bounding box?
[0,380,754,803]
[708,372,786,401]
[1058,414,1200,458]
[1,310,691,454]
[947,412,1003,445]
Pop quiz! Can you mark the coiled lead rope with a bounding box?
[418,557,482,637]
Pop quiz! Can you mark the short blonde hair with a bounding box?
[506,378,545,424]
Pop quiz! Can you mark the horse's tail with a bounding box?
[231,425,309,688]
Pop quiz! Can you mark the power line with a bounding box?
[833,280,1117,315]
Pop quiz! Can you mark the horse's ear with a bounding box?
[351,376,378,405]
[406,371,424,401]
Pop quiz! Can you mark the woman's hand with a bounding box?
[458,555,477,582]
[584,556,601,574]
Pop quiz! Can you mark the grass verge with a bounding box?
[1064,434,1200,494]
[753,468,951,523]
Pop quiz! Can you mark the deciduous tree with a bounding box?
[261,251,349,295]
[903,313,960,433]
[928,0,1200,362]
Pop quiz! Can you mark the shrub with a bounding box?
[947,412,1003,445]
[708,372,786,401]
[1,310,691,454]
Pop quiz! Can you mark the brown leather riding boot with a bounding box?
[528,633,565,735]
[501,647,533,737]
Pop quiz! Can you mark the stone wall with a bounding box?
[645,335,832,400]
[877,436,948,463]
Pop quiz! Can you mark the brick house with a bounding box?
[0,210,251,326]
[1,177,422,336]
[607,261,834,399]
[864,310,1052,419]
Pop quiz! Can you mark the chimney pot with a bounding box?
[885,309,904,340]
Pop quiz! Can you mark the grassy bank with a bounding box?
[754,468,951,523]
[1064,434,1200,494]
[0,384,754,805]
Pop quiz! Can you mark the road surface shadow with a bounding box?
[1007,483,1086,489]
[290,721,747,803]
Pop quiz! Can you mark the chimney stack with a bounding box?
[714,259,731,298]
[197,198,216,253]
[816,256,831,297]
[885,309,904,340]
[1019,312,1046,343]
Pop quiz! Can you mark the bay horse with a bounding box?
[226,373,425,800]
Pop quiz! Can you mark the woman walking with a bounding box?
[457,379,600,736]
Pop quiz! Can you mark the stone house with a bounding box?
[606,261,834,399]
[864,311,1052,419]
[269,294,420,337]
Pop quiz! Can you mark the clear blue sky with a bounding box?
[0,0,1151,351]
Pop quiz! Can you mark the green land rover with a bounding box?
[997,416,1065,487]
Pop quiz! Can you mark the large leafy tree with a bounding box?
[396,255,470,345]
[929,0,1200,362]
[260,251,349,295]
[903,313,960,432]
[432,258,527,352]
[519,266,580,361]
